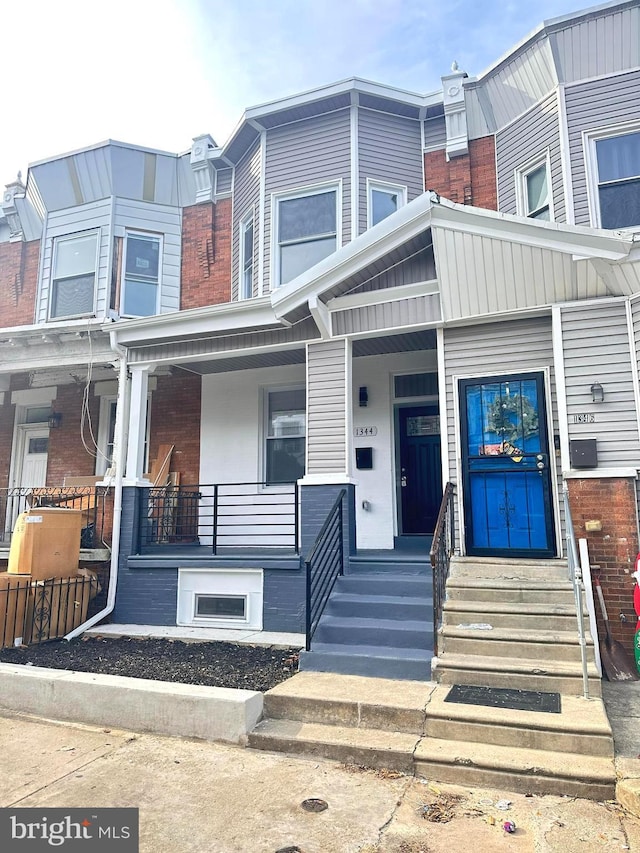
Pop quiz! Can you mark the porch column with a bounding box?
[300,338,356,557]
[125,364,154,482]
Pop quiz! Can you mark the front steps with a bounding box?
[299,558,434,680]
[248,672,616,800]
[432,556,602,697]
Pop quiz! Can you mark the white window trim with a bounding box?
[120,230,163,318]
[96,393,152,476]
[239,209,255,300]
[584,121,640,229]
[515,151,554,221]
[366,179,408,229]
[261,384,306,488]
[48,230,100,321]
[270,180,342,289]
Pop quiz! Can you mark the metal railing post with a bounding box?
[212,484,219,555]
[563,485,590,700]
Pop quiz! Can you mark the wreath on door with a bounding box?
[486,394,538,443]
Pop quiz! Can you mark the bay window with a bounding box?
[274,185,339,286]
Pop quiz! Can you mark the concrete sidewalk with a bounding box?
[603,681,640,818]
[1,709,639,853]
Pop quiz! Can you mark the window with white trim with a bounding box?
[274,185,338,286]
[516,156,552,220]
[50,232,98,319]
[96,395,151,476]
[240,214,254,299]
[367,180,407,228]
[587,126,640,229]
[122,232,161,317]
[265,388,306,484]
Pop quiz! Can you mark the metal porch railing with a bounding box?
[429,482,455,656]
[139,481,299,554]
[563,485,591,699]
[0,487,110,549]
[305,489,346,650]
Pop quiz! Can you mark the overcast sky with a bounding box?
[1,0,583,183]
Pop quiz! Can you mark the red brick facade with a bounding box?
[0,241,40,328]
[424,135,497,210]
[180,199,232,310]
[148,371,201,484]
[47,383,101,484]
[567,477,639,651]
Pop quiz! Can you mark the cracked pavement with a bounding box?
[1,710,640,852]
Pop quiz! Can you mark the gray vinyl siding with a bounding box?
[561,300,640,467]
[465,38,556,138]
[551,4,640,84]
[264,109,351,293]
[443,317,562,546]
[357,109,423,235]
[36,200,112,323]
[565,70,640,226]
[347,249,436,296]
[423,116,446,153]
[496,92,566,223]
[232,139,261,300]
[332,293,441,336]
[306,339,348,476]
[114,199,182,314]
[128,317,319,365]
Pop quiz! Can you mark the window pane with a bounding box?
[279,192,336,242]
[125,236,160,279]
[54,234,97,278]
[195,595,246,619]
[123,278,158,316]
[530,206,550,221]
[243,221,254,264]
[28,437,49,454]
[526,166,548,213]
[266,437,305,483]
[599,178,640,229]
[268,389,305,437]
[280,236,336,284]
[372,189,398,225]
[596,132,640,183]
[51,274,95,318]
[25,406,52,424]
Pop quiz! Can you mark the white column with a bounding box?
[125,364,154,482]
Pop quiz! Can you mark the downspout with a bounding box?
[65,331,129,639]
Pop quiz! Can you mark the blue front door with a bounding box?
[460,373,556,558]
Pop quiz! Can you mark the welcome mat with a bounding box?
[444,684,561,714]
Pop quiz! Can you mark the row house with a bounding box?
[1,0,639,680]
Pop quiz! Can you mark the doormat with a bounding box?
[444,684,561,714]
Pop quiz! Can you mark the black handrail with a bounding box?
[305,489,346,651]
[429,482,455,656]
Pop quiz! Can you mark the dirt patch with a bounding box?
[0,636,300,692]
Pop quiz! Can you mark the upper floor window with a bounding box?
[274,184,339,287]
[240,214,254,299]
[516,155,552,221]
[122,232,161,317]
[50,232,98,319]
[587,126,640,229]
[367,180,407,228]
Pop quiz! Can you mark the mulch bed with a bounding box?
[0,636,300,692]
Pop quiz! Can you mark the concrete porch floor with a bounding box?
[85,623,305,648]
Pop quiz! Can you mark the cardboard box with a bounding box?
[0,572,30,648]
[8,508,82,580]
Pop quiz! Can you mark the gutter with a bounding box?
[65,331,129,639]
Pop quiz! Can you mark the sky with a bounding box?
[1,0,586,183]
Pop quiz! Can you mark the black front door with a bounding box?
[398,406,442,534]
[460,373,556,558]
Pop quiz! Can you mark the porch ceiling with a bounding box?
[178,348,306,375]
[352,329,436,356]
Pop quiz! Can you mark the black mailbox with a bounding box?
[570,438,598,468]
[356,447,373,470]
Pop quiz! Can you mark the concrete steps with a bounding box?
[248,672,616,800]
[299,569,434,681]
[434,556,599,698]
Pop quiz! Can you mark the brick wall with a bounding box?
[0,240,40,327]
[47,383,100,484]
[424,136,497,210]
[567,477,639,652]
[148,371,201,484]
[180,200,232,310]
